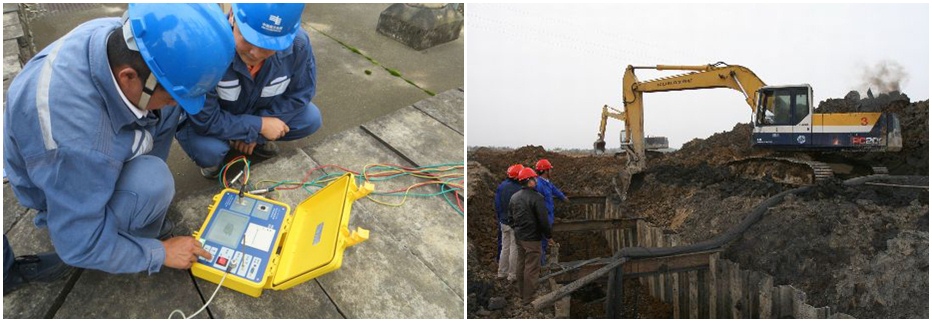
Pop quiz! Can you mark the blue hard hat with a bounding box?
[125,4,235,114]
[232,3,305,51]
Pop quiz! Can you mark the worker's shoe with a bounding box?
[3,252,74,295]
[200,165,221,179]
[252,142,280,159]
[157,218,175,240]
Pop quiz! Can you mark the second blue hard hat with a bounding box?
[232,3,306,51]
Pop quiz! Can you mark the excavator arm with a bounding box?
[594,104,624,153]
[617,62,767,173]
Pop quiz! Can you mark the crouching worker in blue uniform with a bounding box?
[3,4,234,295]
[176,3,321,178]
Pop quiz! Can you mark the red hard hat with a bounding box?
[535,159,553,171]
[517,167,538,181]
[506,164,525,179]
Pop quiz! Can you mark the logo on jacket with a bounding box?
[262,15,284,33]
[130,129,153,160]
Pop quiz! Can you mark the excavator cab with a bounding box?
[751,85,815,148]
[754,85,812,127]
[752,85,902,152]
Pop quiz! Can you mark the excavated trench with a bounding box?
[467,96,928,319]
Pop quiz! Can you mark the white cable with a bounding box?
[168,261,235,319]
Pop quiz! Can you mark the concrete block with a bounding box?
[3,12,19,28]
[412,89,464,134]
[376,4,463,50]
[2,214,80,319]
[360,105,463,167]
[3,3,18,13]
[3,17,23,40]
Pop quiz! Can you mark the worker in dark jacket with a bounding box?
[509,167,552,304]
[493,164,524,281]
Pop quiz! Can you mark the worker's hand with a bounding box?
[547,238,556,246]
[231,140,258,155]
[260,116,289,141]
[162,236,211,270]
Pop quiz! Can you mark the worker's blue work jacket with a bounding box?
[493,179,522,225]
[184,28,316,145]
[535,177,566,225]
[3,18,177,274]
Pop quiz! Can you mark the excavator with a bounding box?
[594,62,902,184]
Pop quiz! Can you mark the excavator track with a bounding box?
[726,156,834,185]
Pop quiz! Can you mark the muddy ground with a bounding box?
[467,97,928,318]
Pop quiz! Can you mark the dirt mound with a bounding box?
[815,91,911,113]
[469,145,623,196]
[659,123,757,167]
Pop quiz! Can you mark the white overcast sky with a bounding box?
[466,3,930,149]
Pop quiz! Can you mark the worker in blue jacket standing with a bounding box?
[493,164,525,281]
[176,3,321,178]
[3,4,233,294]
[534,159,569,265]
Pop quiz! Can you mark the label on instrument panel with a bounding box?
[244,223,276,252]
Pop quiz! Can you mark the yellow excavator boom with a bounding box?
[594,104,624,152]
[618,62,767,172]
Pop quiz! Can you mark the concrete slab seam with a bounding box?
[307,25,435,96]
[412,104,463,136]
[46,269,84,318]
[357,124,420,168]
[395,240,463,302]
[313,279,347,318]
[185,269,215,319]
[3,208,32,235]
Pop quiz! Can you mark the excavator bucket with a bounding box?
[593,137,606,153]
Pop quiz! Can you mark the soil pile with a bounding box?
[469,145,622,196]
